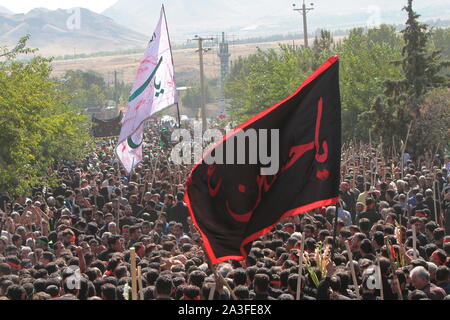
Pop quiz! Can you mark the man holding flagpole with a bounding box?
[116,5,178,173]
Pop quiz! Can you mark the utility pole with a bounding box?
[114,70,118,107]
[192,35,213,130]
[293,1,314,48]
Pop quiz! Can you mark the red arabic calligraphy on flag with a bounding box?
[185,56,342,264]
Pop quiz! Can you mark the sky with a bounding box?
[0,0,117,13]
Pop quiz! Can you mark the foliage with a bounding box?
[363,0,450,155]
[181,80,216,109]
[340,26,403,142]
[224,1,449,156]
[225,45,320,124]
[413,88,450,155]
[225,24,403,142]
[0,37,93,196]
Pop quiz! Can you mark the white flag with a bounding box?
[115,6,178,173]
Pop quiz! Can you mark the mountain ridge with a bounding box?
[102,0,450,40]
[0,7,148,56]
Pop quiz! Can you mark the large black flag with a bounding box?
[186,56,341,264]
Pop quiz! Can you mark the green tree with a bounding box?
[340,27,403,142]
[61,70,107,110]
[0,37,93,196]
[364,0,449,155]
[225,27,403,142]
[181,82,214,109]
[225,45,317,124]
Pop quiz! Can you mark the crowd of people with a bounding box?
[0,121,450,301]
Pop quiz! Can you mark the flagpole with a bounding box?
[330,199,340,261]
[296,234,306,300]
[161,4,181,129]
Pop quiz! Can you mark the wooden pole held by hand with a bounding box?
[345,241,361,300]
[130,248,138,301]
[296,234,306,300]
[137,266,144,300]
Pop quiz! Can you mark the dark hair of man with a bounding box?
[84,269,97,282]
[107,235,121,248]
[359,218,371,233]
[379,257,391,275]
[31,278,46,293]
[277,269,289,289]
[0,263,11,276]
[42,252,55,262]
[262,248,272,257]
[162,241,175,252]
[129,225,141,236]
[234,285,250,300]
[339,229,352,239]
[176,192,184,202]
[304,224,315,234]
[155,275,173,296]
[46,285,59,298]
[90,260,106,274]
[384,225,395,235]
[305,238,317,252]
[386,190,396,198]
[45,263,58,275]
[360,239,374,255]
[249,248,263,259]
[67,257,79,267]
[182,285,200,299]
[433,228,445,241]
[117,277,131,287]
[101,283,117,300]
[436,266,450,283]
[318,230,331,239]
[287,274,301,292]
[114,265,128,279]
[6,284,26,300]
[143,269,159,286]
[22,282,34,299]
[331,253,347,267]
[232,268,247,286]
[246,266,258,284]
[373,232,385,247]
[425,244,438,259]
[136,285,152,300]
[254,273,270,293]
[188,270,206,288]
[92,277,105,296]
[443,243,450,256]
[33,269,48,280]
[409,290,428,300]
[329,276,341,292]
[335,271,350,292]
[255,267,271,278]
[354,233,367,242]
[394,270,406,286]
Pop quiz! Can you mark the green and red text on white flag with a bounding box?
[116,6,178,173]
